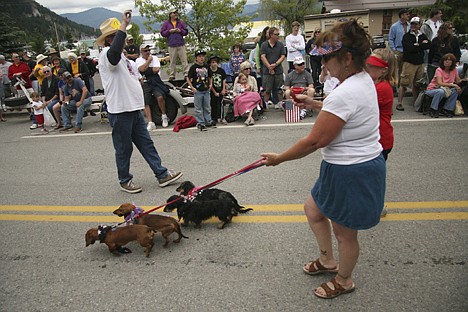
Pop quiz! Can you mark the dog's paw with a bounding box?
[116,246,132,254]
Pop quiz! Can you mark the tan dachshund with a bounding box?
[85,224,154,257]
[113,203,188,247]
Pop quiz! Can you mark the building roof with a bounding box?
[305,9,369,20]
[322,0,436,11]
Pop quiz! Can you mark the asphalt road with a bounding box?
[0,98,467,312]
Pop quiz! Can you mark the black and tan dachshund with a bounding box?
[164,195,252,229]
[176,181,247,215]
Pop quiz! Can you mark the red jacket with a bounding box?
[173,115,197,132]
[8,62,32,89]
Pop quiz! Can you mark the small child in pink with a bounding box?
[31,91,48,133]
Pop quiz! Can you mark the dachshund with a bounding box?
[113,203,188,247]
[85,224,154,257]
[176,181,248,215]
[164,195,252,229]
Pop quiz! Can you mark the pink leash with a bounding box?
[136,158,265,218]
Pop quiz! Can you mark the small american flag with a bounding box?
[284,100,301,123]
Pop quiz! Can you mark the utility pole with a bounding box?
[54,22,60,52]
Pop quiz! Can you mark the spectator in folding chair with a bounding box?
[425,53,463,118]
[59,71,92,133]
[233,63,261,126]
[283,56,315,119]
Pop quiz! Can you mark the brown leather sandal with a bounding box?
[314,278,356,299]
[303,258,338,275]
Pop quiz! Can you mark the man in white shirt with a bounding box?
[420,8,443,40]
[135,44,170,130]
[420,8,443,68]
[97,11,182,194]
[285,21,306,72]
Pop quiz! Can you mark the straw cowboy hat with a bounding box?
[36,54,48,63]
[47,48,58,55]
[96,17,132,46]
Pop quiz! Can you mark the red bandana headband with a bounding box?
[366,55,388,68]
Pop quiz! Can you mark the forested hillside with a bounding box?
[1,0,98,53]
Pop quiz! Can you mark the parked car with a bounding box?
[155,52,170,65]
[242,42,256,53]
[371,35,386,50]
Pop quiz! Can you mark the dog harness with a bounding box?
[125,206,144,223]
[97,225,112,243]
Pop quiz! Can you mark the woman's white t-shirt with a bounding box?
[321,71,382,165]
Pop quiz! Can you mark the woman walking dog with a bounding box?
[261,19,386,299]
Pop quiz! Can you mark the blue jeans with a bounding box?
[108,110,168,185]
[89,77,95,96]
[425,88,458,111]
[61,97,92,128]
[193,90,212,125]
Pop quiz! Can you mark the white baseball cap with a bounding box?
[410,17,420,24]
[293,56,305,65]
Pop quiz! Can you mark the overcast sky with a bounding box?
[35,0,259,15]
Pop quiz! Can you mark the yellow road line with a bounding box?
[0,201,467,212]
[384,201,468,209]
[0,212,467,223]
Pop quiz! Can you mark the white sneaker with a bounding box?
[147,122,156,131]
[30,123,38,129]
[162,114,169,128]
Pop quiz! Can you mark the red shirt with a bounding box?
[376,80,394,150]
[8,61,32,89]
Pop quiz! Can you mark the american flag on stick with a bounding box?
[284,100,301,123]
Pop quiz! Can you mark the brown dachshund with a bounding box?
[85,224,154,257]
[113,203,188,247]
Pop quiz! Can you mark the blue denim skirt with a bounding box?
[311,154,386,230]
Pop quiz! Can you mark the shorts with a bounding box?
[399,62,425,88]
[142,82,163,106]
[262,74,284,94]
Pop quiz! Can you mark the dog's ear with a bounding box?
[113,203,134,216]
[85,229,97,246]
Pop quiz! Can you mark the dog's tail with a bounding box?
[233,203,245,211]
[237,208,253,214]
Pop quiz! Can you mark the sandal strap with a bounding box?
[320,278,345,297]
[306,258,335,273]
[313,258,327,271]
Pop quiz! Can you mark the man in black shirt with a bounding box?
[124,35,139,61]
[396,17,431,111]
[80,52,97,96]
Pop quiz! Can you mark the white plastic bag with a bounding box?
[43,107,56,127]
